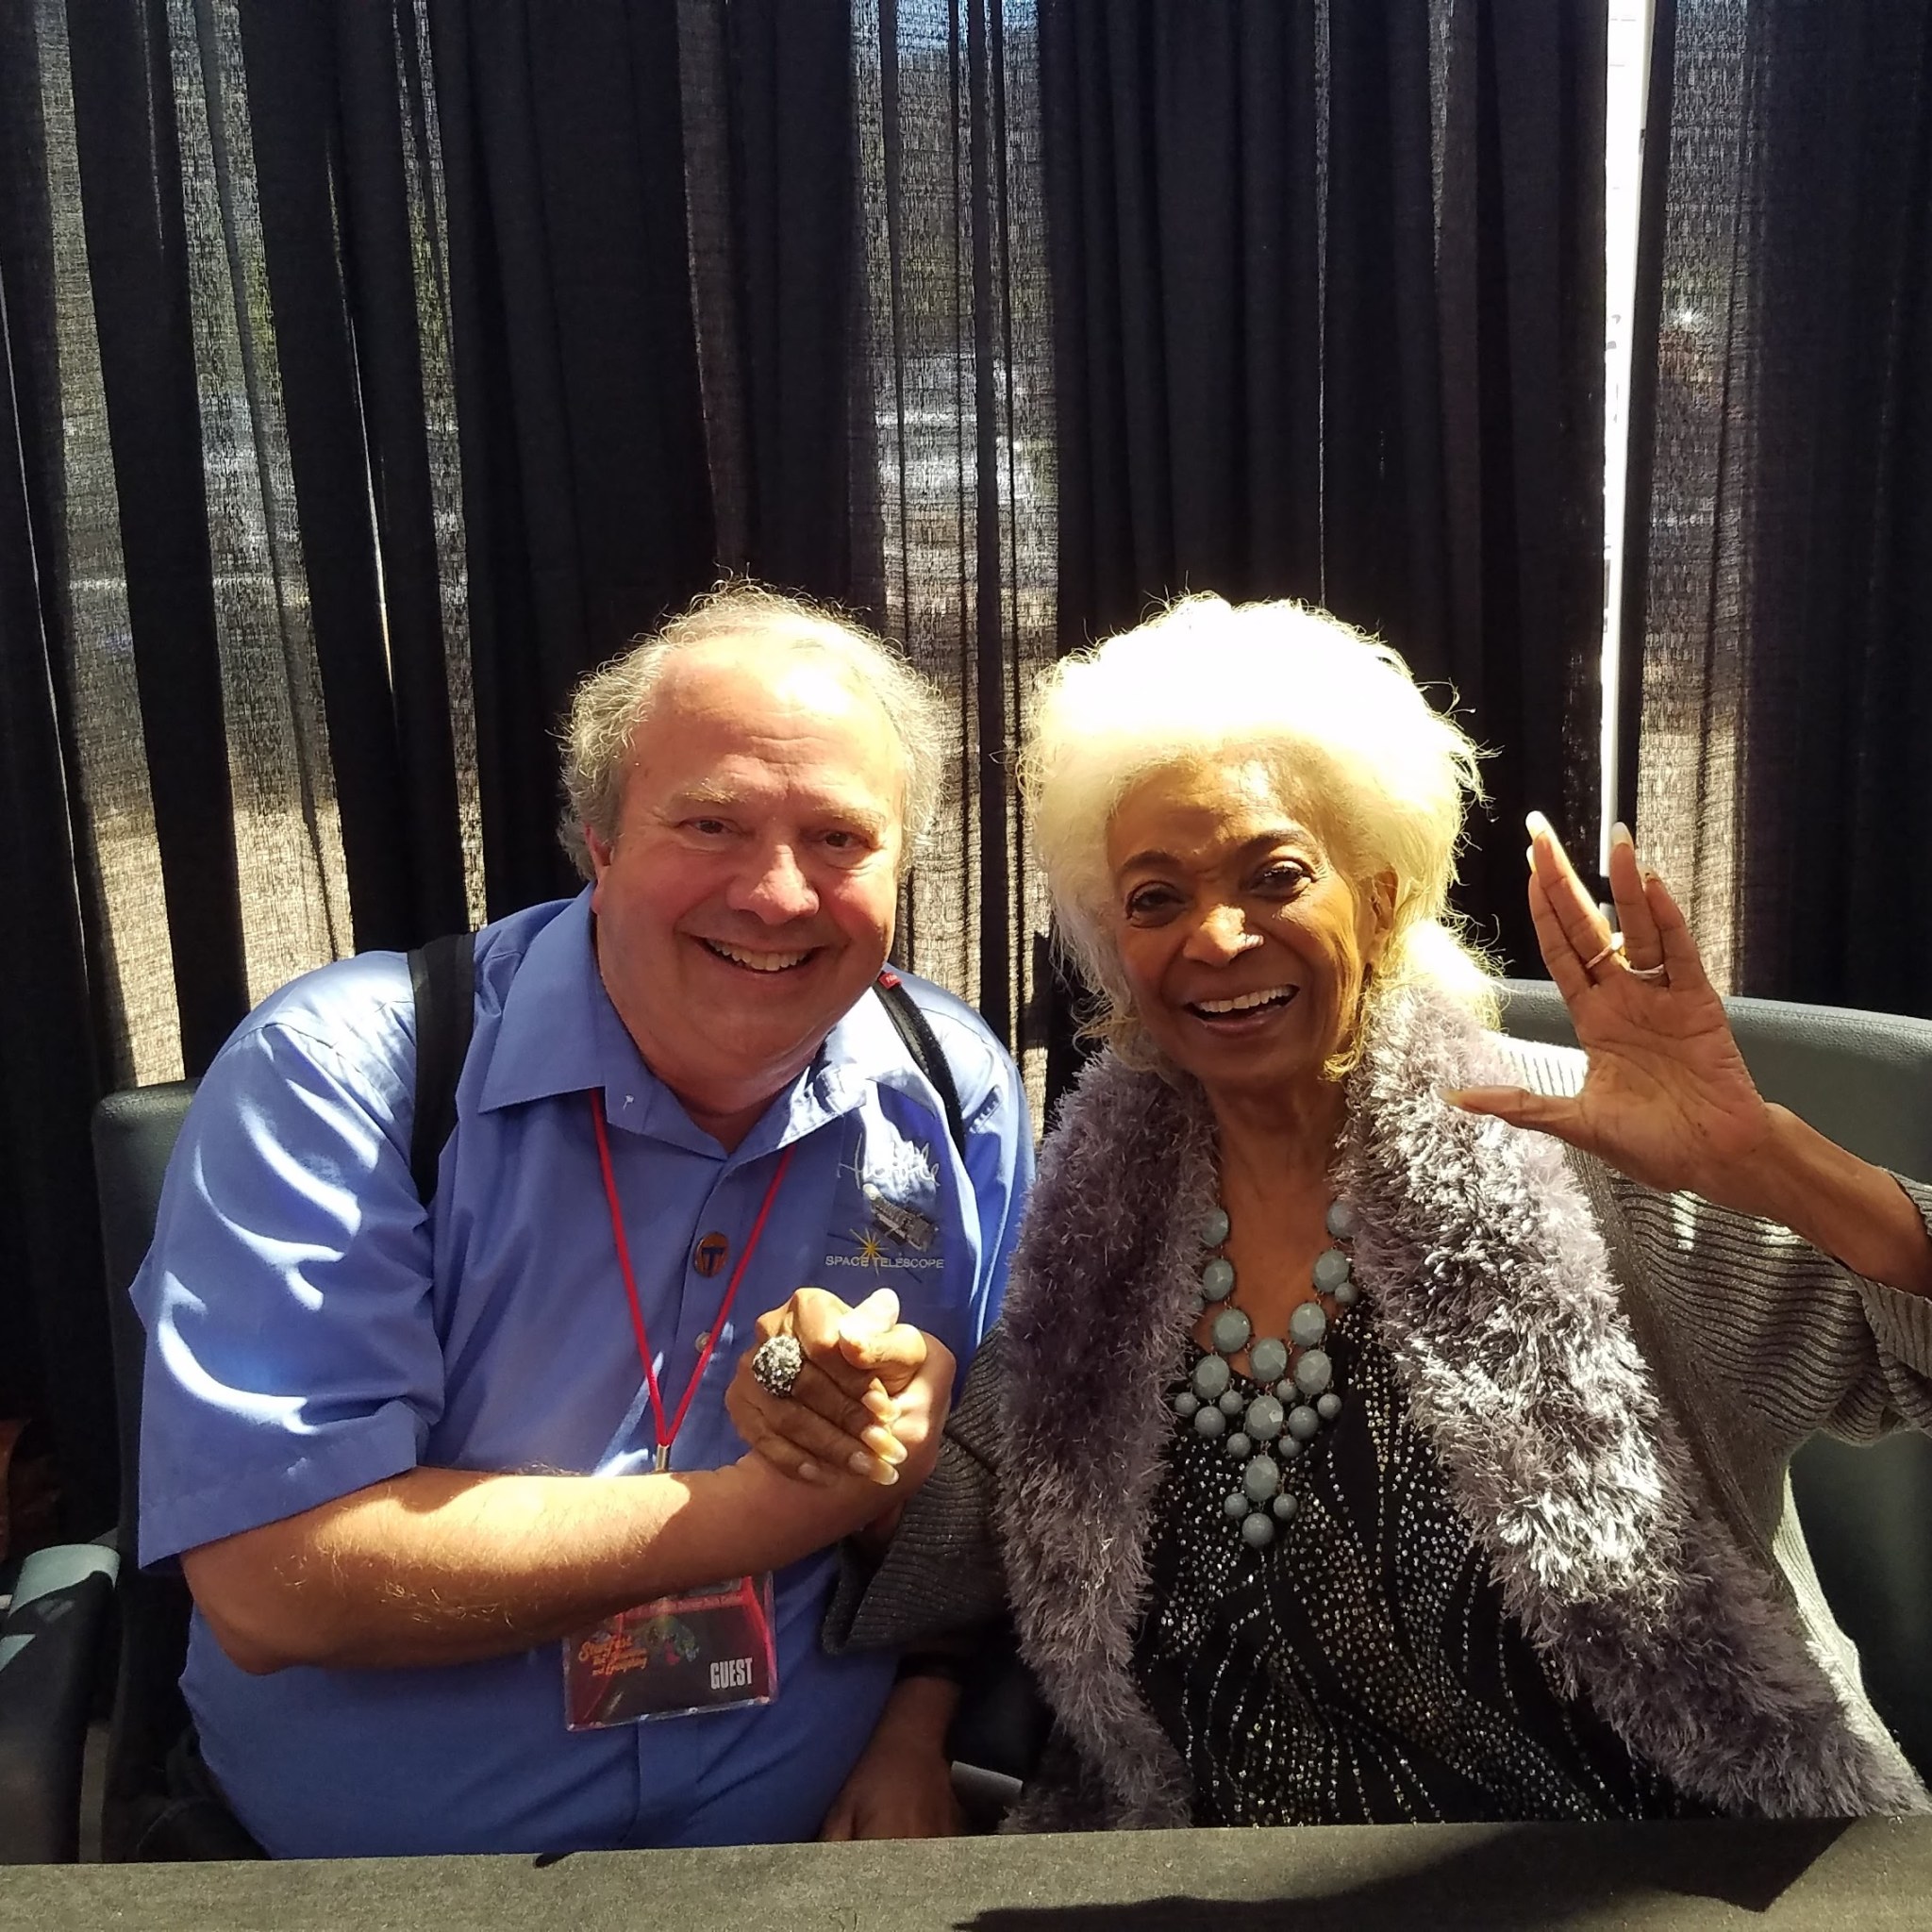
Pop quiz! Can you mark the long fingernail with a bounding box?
[1610,821,1633,849]
[862,1390,898,1422]
[1525,810,1552,840]
[849,1450,899,1486]
[796,1461,824,1486]
[861,1425,907,1463]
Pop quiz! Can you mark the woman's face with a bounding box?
[1104,760,1393,1102]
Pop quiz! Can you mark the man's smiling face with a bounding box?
[584,641,907,1145]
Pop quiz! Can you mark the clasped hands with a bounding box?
[726,1286,954,1521]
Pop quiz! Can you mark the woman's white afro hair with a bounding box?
[1021,593,1495,1062]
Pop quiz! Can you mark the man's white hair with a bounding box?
[559,582,944,878]
[1021,593,1494,1067]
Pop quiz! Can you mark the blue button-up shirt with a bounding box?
[134,892,1031,1857]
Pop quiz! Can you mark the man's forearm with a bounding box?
[186,1457,889,1674]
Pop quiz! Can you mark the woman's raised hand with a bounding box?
[1446,814,1776,1199]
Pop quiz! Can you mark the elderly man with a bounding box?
[132,585,1032,1857]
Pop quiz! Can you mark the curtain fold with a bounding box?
[0,0,117,1534]
[1627,0,1932,1012]
[67,0,250,1073]
[431,0,716,918]
[1040,0,1607,1094]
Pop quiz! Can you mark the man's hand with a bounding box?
[726,1287,953,1488]
[820,1676,964,1840]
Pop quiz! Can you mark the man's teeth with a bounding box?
[1194,987,1295,1015]
[705,941,810,973]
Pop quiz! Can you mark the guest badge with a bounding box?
[564,1572,777,1729]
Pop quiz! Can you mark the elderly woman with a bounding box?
[732,594,1932,1833]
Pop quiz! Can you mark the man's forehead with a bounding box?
[625,641,907,806]
[654,634,874,713]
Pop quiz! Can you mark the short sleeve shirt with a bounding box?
[133,891,1032,1857]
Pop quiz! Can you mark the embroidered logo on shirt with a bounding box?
[862,1182,937,1252]
[824,1130,946,1274]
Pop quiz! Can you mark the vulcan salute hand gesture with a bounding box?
[1447,815,1932,1297]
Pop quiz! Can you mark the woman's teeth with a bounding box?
[1192,986,1297,1015]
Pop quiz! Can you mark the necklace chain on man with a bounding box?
[1172,1195,1360,1548]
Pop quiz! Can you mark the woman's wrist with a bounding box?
[1710,1105,1932,1296]
[873,1671,961,1753]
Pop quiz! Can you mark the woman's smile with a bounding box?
[1184,982,1301,1024]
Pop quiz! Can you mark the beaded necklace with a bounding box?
[1171,1197,1359,1547]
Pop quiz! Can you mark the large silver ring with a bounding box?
[749,1334,806,1400]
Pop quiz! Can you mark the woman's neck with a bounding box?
[1206,1075,1347,1200]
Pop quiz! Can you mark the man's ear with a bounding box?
[584,825,613,882]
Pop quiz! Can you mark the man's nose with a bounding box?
[1183,903,1257,962]
[734,842,819,923]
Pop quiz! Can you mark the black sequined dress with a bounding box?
[1131,1312,1706,1824]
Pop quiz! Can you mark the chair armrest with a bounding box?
[0,1541,119,1863]
[947,1618,1051,1825]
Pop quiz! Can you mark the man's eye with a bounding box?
[687,818,731,837]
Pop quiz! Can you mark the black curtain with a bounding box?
[0,0,117,1536]
[1624,0,1932,1015]
[431,0,717,914]
[1041,0,1607,1093]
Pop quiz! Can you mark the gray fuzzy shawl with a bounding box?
[992,984,1931,1828]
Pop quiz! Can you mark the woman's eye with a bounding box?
[1256,861,1310,894]
[1125,885,1179,920]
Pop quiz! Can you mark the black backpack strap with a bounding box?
[874,971,967,1162]
[407,931,477,1203]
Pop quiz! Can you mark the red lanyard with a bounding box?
[590,1092,796,1471]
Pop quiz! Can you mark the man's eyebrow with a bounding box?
[658,785,894,834]
[661,783,741,814]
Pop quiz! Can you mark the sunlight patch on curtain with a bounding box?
[165,0,353,1008]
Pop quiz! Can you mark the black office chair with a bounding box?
[0,1080,250,1864]
[1497,978,1932,1783]
[89,1081,263,1860]
[0,1541,118,1863]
